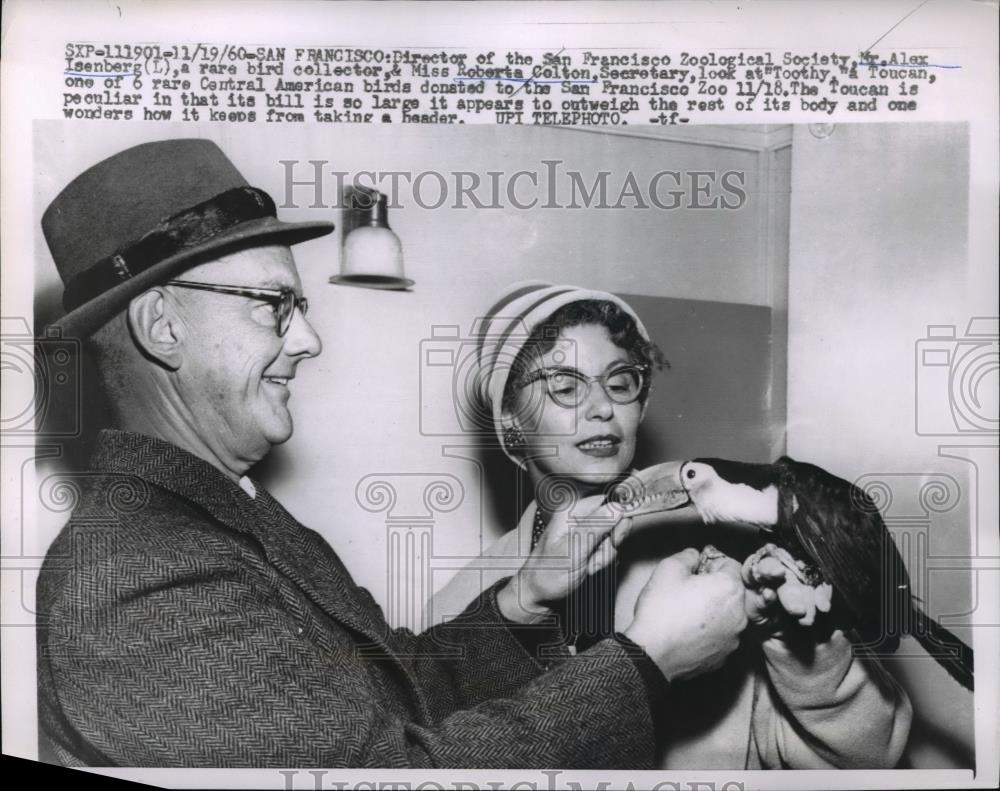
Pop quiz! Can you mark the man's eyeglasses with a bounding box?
[166,280,308,337]
[515,364,650,409]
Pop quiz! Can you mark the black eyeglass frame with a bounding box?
[515,363,651,409]
[165,280,308,337]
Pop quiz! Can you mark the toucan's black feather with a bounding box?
[693,455,975,691]
[912,607,975,690]
[770,456,974,691]
[692,458,778,491]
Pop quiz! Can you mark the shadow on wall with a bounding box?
[621,293,779,466]
[33,286,112,470]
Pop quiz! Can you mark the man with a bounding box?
[36,138,750,767]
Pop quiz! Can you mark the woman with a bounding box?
[432,281,911,769]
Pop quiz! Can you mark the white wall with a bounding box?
[786,122,983,767]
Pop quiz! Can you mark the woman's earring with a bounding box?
[503,425,526,451]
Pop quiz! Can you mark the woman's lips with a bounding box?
[575,435,621,458]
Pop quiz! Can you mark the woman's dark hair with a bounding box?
[501,299,668,415]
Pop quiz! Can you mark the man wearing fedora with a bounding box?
[35,138,753,767]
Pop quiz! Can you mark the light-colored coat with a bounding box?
[430,500,913,769]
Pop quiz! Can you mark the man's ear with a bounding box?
[127,289,181,370]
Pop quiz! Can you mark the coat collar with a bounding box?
[89,429,260,525]
[87,429,389,646]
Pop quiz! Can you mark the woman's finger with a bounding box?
[798,593,817,626]
[776,581,809,618]
[567,498,625,552]
[575,493,617,518]
[815,582,833,613]
[755,557,788,583]
[610,516,634,548]
[586,535,618,576]
[743,587,771,625]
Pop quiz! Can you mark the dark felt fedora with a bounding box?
[42,138,335,338]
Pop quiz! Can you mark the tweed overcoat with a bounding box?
[37,430,666,767]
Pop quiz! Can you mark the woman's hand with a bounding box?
[740,544,834,634]
[497,494,631,624]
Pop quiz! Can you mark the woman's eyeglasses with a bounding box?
[515,364,649,408]
[166,280,308,337]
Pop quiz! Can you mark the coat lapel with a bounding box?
[247,484,394,648]
[88,430,390,648]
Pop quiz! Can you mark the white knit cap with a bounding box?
[472,281,651,461]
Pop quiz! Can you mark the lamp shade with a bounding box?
[330,188,413,290]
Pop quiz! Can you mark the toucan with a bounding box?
[670,456,974,691]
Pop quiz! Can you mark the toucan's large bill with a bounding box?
[608,460,693,518]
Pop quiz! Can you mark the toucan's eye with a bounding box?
[686,469,696,480]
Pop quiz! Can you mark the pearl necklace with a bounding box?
[530,508,547,551]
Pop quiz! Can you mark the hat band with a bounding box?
[62,186,277,313]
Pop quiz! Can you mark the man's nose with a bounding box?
[283,307,322,358]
